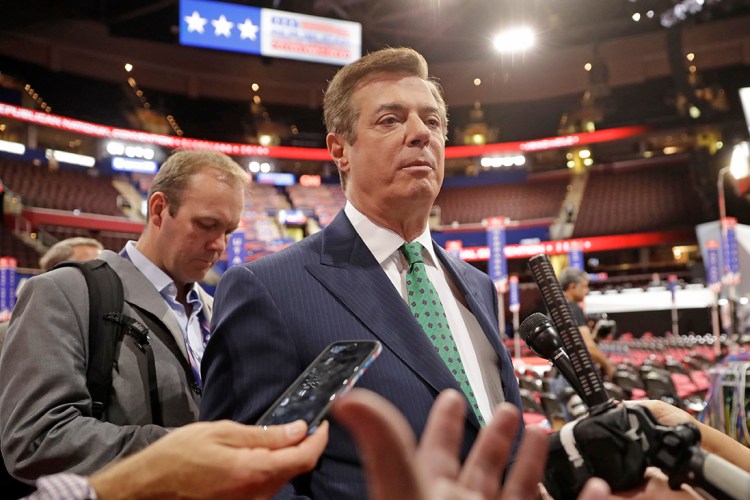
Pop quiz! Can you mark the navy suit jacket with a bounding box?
[200,210,522,499]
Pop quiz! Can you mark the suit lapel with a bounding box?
[434,245,505,358]
[435,245,518,410]
[100,251,190,361]
[305,213,465,401]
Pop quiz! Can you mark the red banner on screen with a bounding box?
[457,229,694,261]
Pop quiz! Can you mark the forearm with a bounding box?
[89,453,167,500]
[590,346,613,374]
[634,399,750,474]
[579,326,613,377]
[695,420,750,473]
[4,415,167,480]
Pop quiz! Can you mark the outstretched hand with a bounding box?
[333,388,613,500]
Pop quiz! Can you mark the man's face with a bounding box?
[152,168,244,289]
[570,278,590,303]
[334,73,445,217]
[70,244,101,262]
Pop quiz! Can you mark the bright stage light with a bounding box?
[493,27,535,54]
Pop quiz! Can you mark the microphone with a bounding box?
[527,254,613,412]
[519,313,585,398]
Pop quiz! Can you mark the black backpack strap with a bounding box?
[54,260,164,426]
[55,260,172,426]
[55,260,125,421]
[104,313,163,426]
[134,308,202,398]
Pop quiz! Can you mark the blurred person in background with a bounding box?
[0,149,247,483]
[560,267,616,379]
[38,236,103,272]
[0,237,103,352]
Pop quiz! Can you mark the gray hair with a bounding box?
[559,267,589,292]
[40,237,103,272]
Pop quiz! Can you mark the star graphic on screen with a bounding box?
[184,11,207,34]
[212,15,234,37]
[238,18,259,41]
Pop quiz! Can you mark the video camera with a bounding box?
[586,312,617,340]
[521,255,750,499]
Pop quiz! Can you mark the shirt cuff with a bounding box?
[29,473,98,500]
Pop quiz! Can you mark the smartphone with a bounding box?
[256,340,382,433]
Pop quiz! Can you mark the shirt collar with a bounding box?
[123,241,200,301]
[344,201,437,266]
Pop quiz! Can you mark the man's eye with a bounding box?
[426,118,441,128]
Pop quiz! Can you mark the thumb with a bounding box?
[578,477,611,500]
[212,419,309,450]
[332,389,425,500]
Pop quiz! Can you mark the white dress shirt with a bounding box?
[344,202,503,422]
[123,241,208,375]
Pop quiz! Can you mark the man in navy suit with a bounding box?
[200,47,523,499]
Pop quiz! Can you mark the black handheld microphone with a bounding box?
[527,254,613,411]
[519,313,585,398]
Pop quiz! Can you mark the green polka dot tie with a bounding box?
[400,242,484,425]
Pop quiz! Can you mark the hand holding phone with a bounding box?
[256,340,382,433]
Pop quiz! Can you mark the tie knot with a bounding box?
[400,242,424,267]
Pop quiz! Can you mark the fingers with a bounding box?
[332,388,423,500]
[500,425,548,500]
[459,403,520,498]
[415,389,467,481]
[266,421,329,476]
[577,477,611,500]
[211,419,310,450]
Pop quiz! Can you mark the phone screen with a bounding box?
[256,340,382,431]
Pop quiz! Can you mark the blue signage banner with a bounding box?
[727,225,740,276]
[706,240,721,292]
[486,217,507,290]
[568,247,584,270]
[667,274,678,303]
[509,276,520,313]
[227,230,246,267]
[0,257,16,320]
[0,258,8,313]
[720,218,741,285]
[8,258,15,312]
[179,0,361,65]
[180,0,262,55]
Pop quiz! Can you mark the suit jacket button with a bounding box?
[191,382,202,395]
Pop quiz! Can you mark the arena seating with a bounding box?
[572,161,703,237]
[0,158,123,216]
[0,225,39,269]
[236,184,290,260]
[286,184,346,228]
[433,173,570,225]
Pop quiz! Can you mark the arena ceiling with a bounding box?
[1,1,750,157]
[4,0,750,63]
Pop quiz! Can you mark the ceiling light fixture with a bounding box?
[492,26,535,54]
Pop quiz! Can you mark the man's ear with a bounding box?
[148,192,168,228]
[326,133,350,174]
